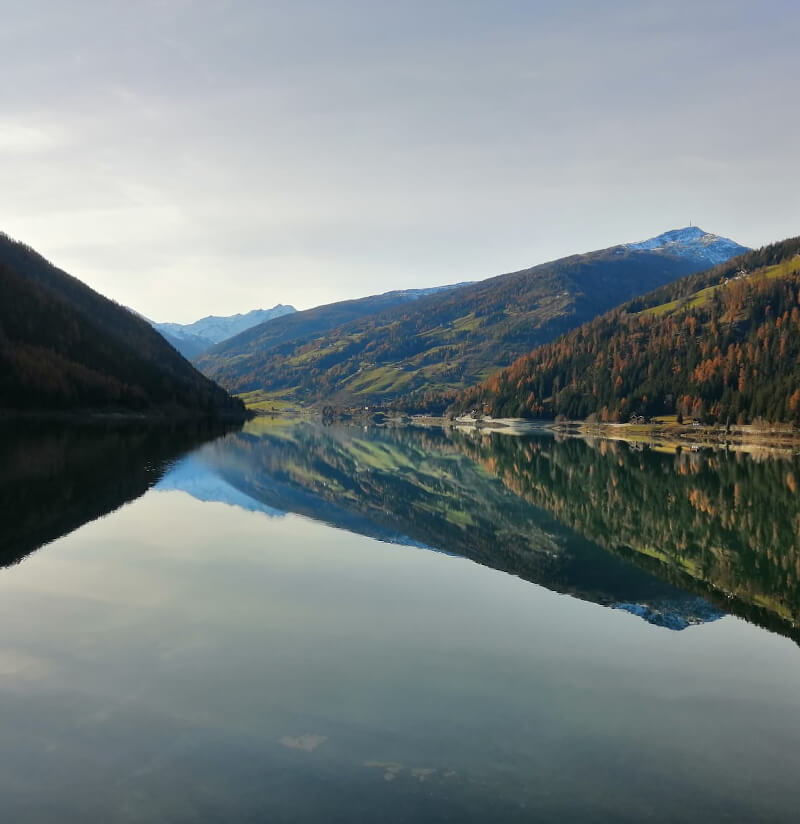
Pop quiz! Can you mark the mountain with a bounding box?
[194,282,474,398]
[153,305,296,358]
[0,232,245,416]
[624,226,746,266]
[196,228,747,411]
[451,235,800,423]
[155,328,219,360]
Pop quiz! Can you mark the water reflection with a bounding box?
[159,420,724,632]
[4,418,799,643]
[452,430,800,643]
[0,419,242,566]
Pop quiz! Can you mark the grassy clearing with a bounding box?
[761,257,800,280]
[286,333,365,367]
[451,312,480,333]
[417,312,480,342]
[685,284,718,309]
[641,285,717,318]
[641,258,800,320]
[346,365,414,395]
[641,298,680,317]
[237,389,302,412]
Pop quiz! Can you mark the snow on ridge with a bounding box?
[625,227,748,265]
[155,304,296,344]
[627,226,706,249]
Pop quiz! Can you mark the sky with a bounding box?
[1,0,798,323]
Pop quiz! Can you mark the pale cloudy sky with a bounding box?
[1,0,797,322]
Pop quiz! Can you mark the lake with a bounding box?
[1,418,799,822]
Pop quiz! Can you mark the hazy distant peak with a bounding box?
[625,227,748,265]
[192,305,295,325]
[152,304,297,357]
[157,304,296,343]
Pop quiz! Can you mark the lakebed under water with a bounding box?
[0,418,799,822]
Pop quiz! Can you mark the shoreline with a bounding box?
[400,414,800,453]
[0,408,253,424]
[242,405,800,452]
[561,422,800,455]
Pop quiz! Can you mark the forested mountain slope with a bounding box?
[0,233,245,416]
[195,282,471,382]
[196,228,746,409]
[452,235,800,423]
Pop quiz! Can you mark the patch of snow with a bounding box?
[155,305,296,345]
[625,227,748,266]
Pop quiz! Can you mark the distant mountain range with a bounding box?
[452,234,800,424]
[193,282,475,397]
[153,305,296,359]
[195,227,748,410]
[0,233,245,416]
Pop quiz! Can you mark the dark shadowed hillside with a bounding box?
[451,235,800,423]
[196,228,747,410]
[0,233,245,416]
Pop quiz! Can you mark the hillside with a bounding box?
[196,228,747,410]
[194,282,473,397]
[451,235,800,424]
[154,305,296,358]
[0,233,245,416]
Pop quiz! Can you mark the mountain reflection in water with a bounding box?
[0,419,242,566]
[4,418,799,643]
[157,420,733,633]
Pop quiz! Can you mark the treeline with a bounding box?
[452,236,800,424]
[0,234,245,415]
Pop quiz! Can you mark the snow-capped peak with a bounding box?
[625,227,748,266]
[154,304,296,345]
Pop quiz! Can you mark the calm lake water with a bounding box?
[1,418,799,822]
